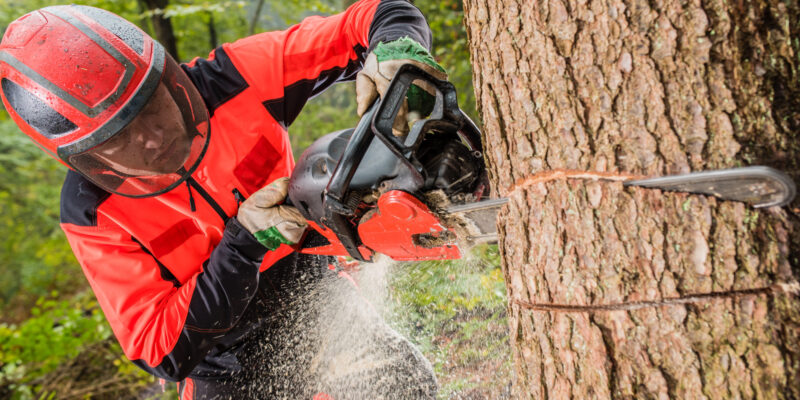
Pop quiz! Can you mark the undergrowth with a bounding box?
[0,291,154,399]
[387,245,512,399]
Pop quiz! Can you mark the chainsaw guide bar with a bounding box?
[441,167,796,244]
[443,198,509,244]
[624,166,796,208]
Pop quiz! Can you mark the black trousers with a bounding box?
[178,253,437,400]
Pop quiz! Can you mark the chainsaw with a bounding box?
[287,64,797,262]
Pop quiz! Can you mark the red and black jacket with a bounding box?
[59,0,433,381]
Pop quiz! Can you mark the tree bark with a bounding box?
[141,0,178,60]
[463,0,800,398]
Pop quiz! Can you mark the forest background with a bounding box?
[0,0,512,398]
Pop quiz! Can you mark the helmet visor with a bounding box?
[67,57,209,198]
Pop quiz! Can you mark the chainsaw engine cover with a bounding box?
[289,128,418,225]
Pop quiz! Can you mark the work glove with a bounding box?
[236,177,308,251]
[356,37,447,137]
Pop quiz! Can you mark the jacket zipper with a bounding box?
[186,176,228,223]
[232,188,245,207]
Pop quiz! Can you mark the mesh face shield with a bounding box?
[66,56,210,198]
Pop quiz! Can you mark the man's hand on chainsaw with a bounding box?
[356,37,447,137]
[236,177,307,251]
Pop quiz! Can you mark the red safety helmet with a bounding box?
[0,5,209,197]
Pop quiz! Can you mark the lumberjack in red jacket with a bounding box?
[0,1,446,398]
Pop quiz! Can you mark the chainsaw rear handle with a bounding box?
[326,64,482,213]
[372,64,483,158]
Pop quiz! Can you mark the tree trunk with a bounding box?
[207,12,218,50]
[135,0,155,38]
[248,0,266,35]
[141,0,178,60]
[463,0,800,398]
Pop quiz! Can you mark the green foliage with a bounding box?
[0,0,142,34]
[252,0,338,30]
[145,1,246,18]
[390,245,505,335]
[291,84,360,159]
[416,0,477,121]
[166,0,341,61]
[0,290,154,399]
[0,292,111,398]
[0,115,82,315]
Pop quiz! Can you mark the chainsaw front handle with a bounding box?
[372,64,483,158]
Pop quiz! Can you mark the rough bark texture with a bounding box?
[462,0,800,398]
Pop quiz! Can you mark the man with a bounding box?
[0,1,446,398]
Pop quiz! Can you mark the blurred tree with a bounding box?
[207,11,217,48]
[141,0,178,59]
[248,0,265,35]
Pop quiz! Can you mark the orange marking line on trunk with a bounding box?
[511,281,800,313]
[502,169,647,197]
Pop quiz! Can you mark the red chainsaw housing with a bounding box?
[358,191,460,261]
[296,190,460,261]
[295,221,374,260]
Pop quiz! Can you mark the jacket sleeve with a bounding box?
[61,217,266,381]
[222,0,433,128]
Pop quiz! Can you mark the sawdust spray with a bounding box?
[233,256,438,399]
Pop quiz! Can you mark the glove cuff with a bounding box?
[253,226,294,251]
[372,37,446,73]
[226,218,269,259]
